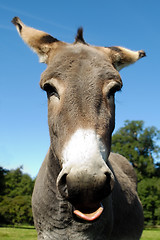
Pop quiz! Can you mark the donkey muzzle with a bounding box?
[57,164,115,221]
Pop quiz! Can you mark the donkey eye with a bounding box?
[107,84,121,99]
[105,81,122,100]
[43,83,60,99]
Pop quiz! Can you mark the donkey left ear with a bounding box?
[12,17,64,64]
[104,46,146,71]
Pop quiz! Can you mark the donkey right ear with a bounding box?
[12,17,64,64]
[104,46,146,71]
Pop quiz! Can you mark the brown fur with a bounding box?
[12,17,145,240]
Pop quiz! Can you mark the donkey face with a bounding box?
[41,43,122,162]
[12,17,145,222]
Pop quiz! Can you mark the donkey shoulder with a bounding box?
[108,153,143,240]
[109,152,137,189]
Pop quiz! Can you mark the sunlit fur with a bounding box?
[12,17,145,240]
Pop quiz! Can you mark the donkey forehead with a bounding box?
[40,44,121,86]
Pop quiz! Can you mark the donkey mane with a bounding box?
[74,27,87,44]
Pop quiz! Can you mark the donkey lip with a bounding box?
[73,203,104,221]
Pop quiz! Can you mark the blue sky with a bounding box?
[0,0,160,178]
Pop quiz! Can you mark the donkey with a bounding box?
[12,17,146,240]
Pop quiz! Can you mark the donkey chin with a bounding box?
[56,129,115,222]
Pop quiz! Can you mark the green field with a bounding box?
[0,227,159,240]
[0,226,37,240]
[141,228,160,240]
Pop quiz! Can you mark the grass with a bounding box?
[141,228,160,240]
[0,226,160,239]
[0,226,37,240]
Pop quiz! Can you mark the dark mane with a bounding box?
[74,27,87,44]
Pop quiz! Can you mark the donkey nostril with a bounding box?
[105,172,111,180]
[105,172,115,194]
[57,173,68,198]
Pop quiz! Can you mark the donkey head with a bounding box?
[12,17,145,222]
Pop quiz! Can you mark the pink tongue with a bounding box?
[73,204,103,221]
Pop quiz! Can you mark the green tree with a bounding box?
[0,167,8,199]
[112,120,160,180]
[0,195,33,225]
[4,166,34,197]
[0,166,34,225]
[138,178,160,226]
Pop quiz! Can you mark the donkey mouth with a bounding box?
[73,203,103,221]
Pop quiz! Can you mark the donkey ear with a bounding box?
[12,17,63,63]
[104,46,146,71]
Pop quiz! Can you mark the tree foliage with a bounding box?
[0,166,34,225]
[112,120,160,180]
[112,120,160,226]
[138,178,160,226]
